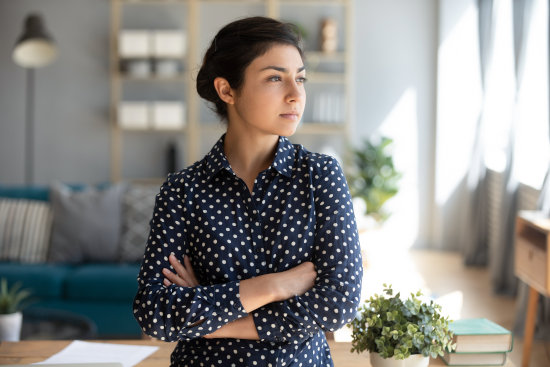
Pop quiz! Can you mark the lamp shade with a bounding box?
[13,13,57,68]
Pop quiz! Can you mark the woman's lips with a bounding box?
[280,113,299,121]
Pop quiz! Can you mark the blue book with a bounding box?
[441,351,507,366]
[449,318,513,353]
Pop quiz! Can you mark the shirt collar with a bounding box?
[204,134,295,181]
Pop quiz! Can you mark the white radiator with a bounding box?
[486,169,540,250]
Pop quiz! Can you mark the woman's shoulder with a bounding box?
[160,160,205,190]
[293,143,343,173]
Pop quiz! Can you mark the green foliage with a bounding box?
[348,284,456,359]
[0,278,33,314]
[347,136,401,223]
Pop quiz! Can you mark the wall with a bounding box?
[0,0,111,185]
[353,0,438,248]
[0,0,439,245]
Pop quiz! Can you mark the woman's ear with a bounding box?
[213,77,235,105]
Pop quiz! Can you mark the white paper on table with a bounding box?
[33,340,159,367]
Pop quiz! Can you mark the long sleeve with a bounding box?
[252,157,363,343]
[133,173,248,342]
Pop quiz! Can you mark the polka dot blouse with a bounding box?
[134,135,363,366]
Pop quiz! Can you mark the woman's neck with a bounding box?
[224,125,279,190]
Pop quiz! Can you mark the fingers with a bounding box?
[162,267,190,287]
[162,253,199,288]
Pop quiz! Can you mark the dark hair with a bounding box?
[196,16,304,121]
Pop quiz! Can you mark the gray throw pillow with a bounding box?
[48,182,125,263]
[119,184,158,263]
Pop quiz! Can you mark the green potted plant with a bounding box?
[348,284,456,367]
[347,136,401,223]
[0,278,32,341]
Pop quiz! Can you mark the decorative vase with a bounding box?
[370,352,430,367]
[0,311,23,341]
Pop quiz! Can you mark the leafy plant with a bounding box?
[347,136,401,222]
[0,278,33,314]
[348,284,456,359]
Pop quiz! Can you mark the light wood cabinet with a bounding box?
[514,210,550,367]
[110,0,353,182]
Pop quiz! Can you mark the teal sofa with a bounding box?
[0,185,149,338]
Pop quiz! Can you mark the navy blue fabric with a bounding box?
[134,135,363,366]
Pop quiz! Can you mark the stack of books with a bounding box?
[441,318,513,366]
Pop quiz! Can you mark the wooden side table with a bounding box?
[514,210,550,367]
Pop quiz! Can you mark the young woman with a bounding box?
[133,16,363,366]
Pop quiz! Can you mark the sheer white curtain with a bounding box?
[512,0,550,338]
[437,0,549,295]
[461,0,493,266]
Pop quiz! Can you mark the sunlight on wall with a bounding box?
[435,2,482,205]
[376,87,419,250]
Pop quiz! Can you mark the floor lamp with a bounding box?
[12,13,57,184]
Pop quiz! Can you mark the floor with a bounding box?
[335,239,550,367]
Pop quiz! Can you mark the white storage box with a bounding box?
[118,102,149,129]
[152,102,185,129]
[119,30,151,58]
[152,30,187,58]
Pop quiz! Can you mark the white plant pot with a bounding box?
[0,311,23,341]
[370,352,429,367]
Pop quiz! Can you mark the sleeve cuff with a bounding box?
[252,303,289,342]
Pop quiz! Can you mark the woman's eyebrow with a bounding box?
[260,65,306,73]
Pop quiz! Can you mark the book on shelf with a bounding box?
[449,318,513,353]
[441,351,507,366]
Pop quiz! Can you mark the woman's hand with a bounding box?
[162,253,199,287]
[239,261,316,313]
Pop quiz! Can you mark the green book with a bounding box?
[441,351,507,366]
[449,318,513,353]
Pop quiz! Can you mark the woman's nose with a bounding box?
[286,81,305,103]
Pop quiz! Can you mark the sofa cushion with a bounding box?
[48,182,125,263]
[119,184,158,263]
[0,184,96,202]
[64,263,140,302]
[0,262,72,298]
[0,185,50,202]
[0,199,53,263]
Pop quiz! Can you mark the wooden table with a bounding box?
[0,339,516,367]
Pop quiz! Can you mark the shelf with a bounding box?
[297,123,345,134]
[306,72,346,84]
[120,0,188,4]
[279,0,347,5]
[118,125,188,132]
[121,74,190,82]
[305,51,346,63]
[110,0,351,181]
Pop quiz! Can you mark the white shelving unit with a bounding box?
[110,0,353,182]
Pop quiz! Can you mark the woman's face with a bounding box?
[229,43,306,137]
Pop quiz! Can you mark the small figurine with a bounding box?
[320,18,337,53]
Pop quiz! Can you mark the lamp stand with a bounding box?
[25,68,34,184]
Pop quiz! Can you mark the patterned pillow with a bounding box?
[0,199,53,263]
[119,184,159,263]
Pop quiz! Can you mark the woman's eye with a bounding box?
[297,77,308,84]
[268,76,282,82]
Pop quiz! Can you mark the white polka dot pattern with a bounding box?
[133,135,363,366]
